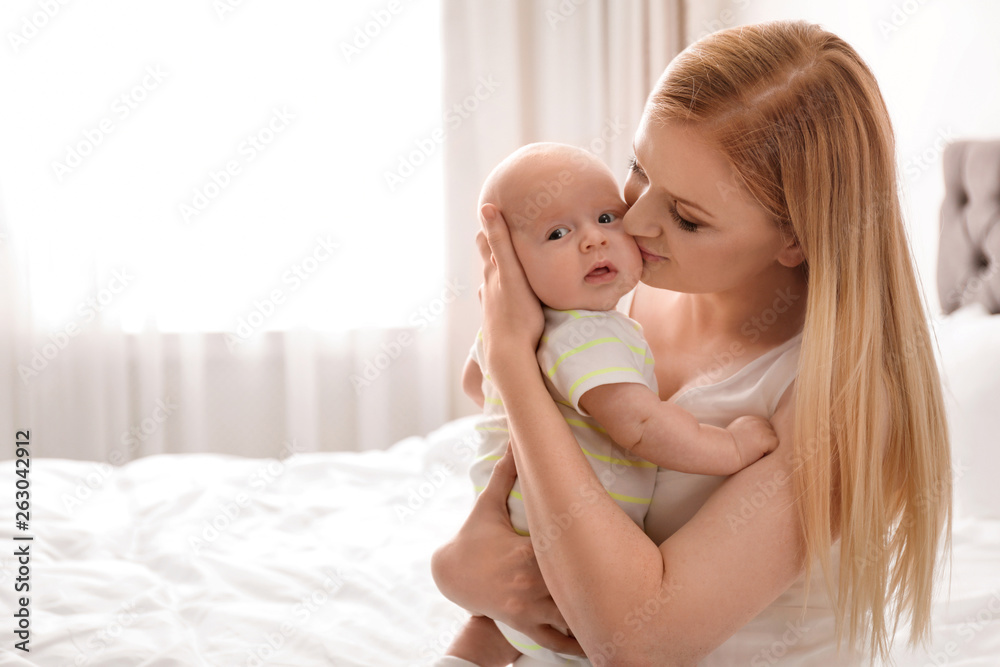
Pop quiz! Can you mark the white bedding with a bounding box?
[1,414,998,666]
[890,517,1000,666]
[0,418,479,666]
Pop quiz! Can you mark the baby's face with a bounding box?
[504,155,641,312]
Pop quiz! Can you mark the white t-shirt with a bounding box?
[613,289,851,667]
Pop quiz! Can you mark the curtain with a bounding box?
[440,0,685,418]
[2,1,687,460]
[0,1,449,460]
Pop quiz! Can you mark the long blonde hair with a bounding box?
[648,20,951,660]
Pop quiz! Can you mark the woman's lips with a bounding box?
[637,245,667,262]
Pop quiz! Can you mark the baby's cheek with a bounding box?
[622,243,644,287]
[624,237,643,266]
[516,254,552,302]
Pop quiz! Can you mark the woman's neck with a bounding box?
[673,265,808,348]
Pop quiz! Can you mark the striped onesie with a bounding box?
[468,306,658,664]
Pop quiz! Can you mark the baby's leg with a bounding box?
[443,614,523,667]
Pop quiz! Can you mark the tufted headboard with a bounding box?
[937,140,1000,314]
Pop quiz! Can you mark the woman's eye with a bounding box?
[547,227,569,240]
[669,204,699,232]
[598,213,616,224]
[627,155,640,174]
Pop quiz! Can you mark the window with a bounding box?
[0,1,443,335]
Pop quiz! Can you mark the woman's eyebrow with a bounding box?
[631,146,716,221]
[670,193,715,220]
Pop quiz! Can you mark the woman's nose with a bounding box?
[623,202,651,238]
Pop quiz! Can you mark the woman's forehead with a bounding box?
[633,119,742,210]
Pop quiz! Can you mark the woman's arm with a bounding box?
[479,207,806,665]
[562,391,804,664]
[431,442,585,657]
[434,205,584,657]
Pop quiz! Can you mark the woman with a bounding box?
[433,20,951,665]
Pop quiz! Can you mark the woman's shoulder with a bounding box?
[672,330,801,420]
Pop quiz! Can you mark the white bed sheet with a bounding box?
[889,516,1000,665]
[0,417,479,667]
[1,415,997,665]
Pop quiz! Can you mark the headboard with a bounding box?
[937,140,1000,314]
[933,141,1000,524]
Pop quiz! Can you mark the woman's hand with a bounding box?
[431,444,585,657]
[476,204,544,374]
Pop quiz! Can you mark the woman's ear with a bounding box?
[776,226,805,268]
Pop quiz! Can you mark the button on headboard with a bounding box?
[938,140,1000,314]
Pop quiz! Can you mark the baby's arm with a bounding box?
[578,384,777,474]
[462,356,486,409]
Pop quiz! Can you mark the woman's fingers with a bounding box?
[484,443,517,495]
[529,623,586,657]
[480,204,526,283]
[479,204,510,263]
[501,589,585,657]
[475,205,544,352]
[533,596,573,638]
[475,227,493,268]
[478,443,518,525]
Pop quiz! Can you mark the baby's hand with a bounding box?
[725,415,779,468]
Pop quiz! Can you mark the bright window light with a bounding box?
[0,1,443,334]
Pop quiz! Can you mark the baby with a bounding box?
[454,143,777,665]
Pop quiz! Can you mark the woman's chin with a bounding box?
[639,263,672,289]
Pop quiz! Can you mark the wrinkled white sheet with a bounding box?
[0,415,997,665]
[0,417,480,667]
[889,516,1000,666]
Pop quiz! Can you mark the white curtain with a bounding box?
[1,1,687,461]
[440,0,685,418]
[0,1,449,460]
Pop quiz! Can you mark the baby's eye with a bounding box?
[547,227,570,241]
[598,213,616,224]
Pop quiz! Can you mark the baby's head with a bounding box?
[480,143,642,311]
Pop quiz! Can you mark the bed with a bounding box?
[2,141,999,665]
[0,418,480,666]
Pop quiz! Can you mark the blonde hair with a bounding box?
[647,20,951,660]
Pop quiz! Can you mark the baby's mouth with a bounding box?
[584,261,618,284]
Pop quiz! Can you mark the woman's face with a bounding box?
[623,117,797,294]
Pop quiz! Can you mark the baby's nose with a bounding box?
[581,227,609,249]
